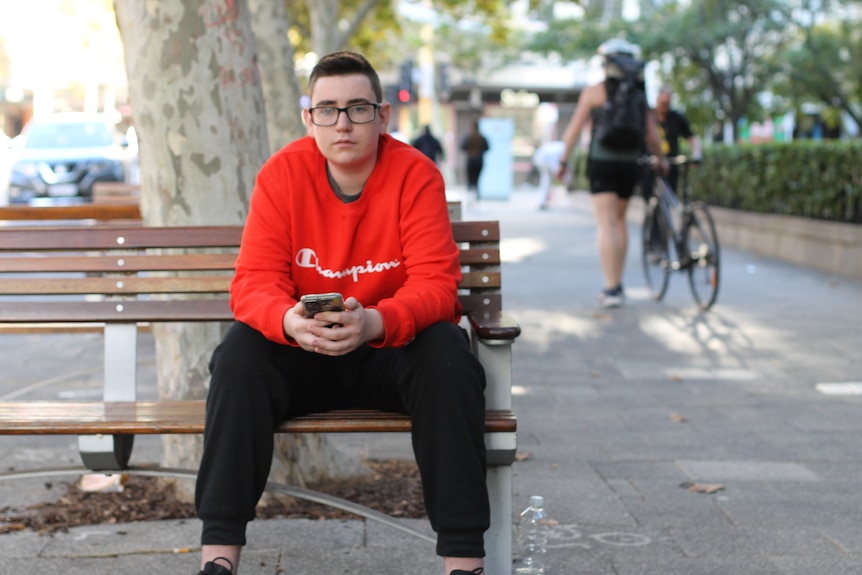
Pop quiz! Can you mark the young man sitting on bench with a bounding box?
[196,51,488,575]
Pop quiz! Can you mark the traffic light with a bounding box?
[399,59,414,103]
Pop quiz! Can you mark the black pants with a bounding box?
[466,157,484,192]
[195,321,489,558]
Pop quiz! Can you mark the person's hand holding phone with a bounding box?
[283,293,384,355]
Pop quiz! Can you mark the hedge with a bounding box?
[571,140,862,224]
[687,141,862,224]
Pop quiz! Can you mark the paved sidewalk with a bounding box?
[1,185,861,574]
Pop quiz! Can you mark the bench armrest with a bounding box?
[466,310,520,416]
[466,310,521,342]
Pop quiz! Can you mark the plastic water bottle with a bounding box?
[515,495,549,574]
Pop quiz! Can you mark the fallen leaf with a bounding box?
[680,482,724,494]
[670,412,688,423]
[515,452,531,462]
[0,460,428,535]
[590,371,604,379]
[669,374,684,382]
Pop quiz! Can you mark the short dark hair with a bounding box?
[308,51,382,103]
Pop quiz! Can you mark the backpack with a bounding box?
[594,53,647,150]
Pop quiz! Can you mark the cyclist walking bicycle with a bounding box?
[556,38,668,308]
[641,154,720,310]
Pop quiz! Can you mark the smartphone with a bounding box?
[301,292,345,318]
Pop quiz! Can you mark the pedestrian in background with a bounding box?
[461,120,489,198]
[641,85,702,195]
[556,38,667,308]
[532,140,566,210]
[412,124,445,165]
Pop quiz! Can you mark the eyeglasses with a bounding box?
[308,103,381,126]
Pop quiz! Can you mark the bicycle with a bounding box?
[640,155,720,310]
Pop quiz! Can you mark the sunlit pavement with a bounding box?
[1,184,861,574]
[459,184,862,575]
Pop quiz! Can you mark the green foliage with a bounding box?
[689,141,862,223]
[285,0,401,56]
[284,0,513,76]
[775,17,862,133]
[527,0,862,140]
[527,18,617,59]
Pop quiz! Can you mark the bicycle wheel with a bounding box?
[685,201,720,310]
[641,197,671,301]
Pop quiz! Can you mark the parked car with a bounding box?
[7,114,125,203]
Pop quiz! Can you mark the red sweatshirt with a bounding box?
[230,134,462,347]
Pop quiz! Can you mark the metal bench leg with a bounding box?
[485,464,513,575]
[78,434,134,471]
[78,323,138,470]
[474,337,516,574]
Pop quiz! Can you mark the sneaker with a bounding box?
[597,285,624,308]
[450,569,484,575]
[198,557,233,575]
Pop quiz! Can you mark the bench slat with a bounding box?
[0,226,244,251]
[0,300,233,323]
[0,401,516,435]
[459,248,500,266]
[459,271,502,290]
[0,221,494,252]
[1,273,497,296]
[0,253,238,274]
[458,293,502,314]
[0,203,141,222]
[451,221,500,242]
[0,275,233,296]
[0,295,502,323]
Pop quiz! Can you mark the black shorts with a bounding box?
[587,159,641,199]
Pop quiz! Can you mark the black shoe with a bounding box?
[198,557,233,575]
[450,569,484,575]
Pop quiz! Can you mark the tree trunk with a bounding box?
[307,0,341,55]
[114,0,268,499]
[115,0,369,502]
[248,0,305,152]
[247,0,371,491]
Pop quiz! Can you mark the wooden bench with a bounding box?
[92,181,141,204]
[0,201,141,224]
[0,221,519,573]
[0,193,459,226]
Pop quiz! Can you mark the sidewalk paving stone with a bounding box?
[1,186,861,574]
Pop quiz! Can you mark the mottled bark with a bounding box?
[114,0,267,499]
[248,0,371,489]
[307,0,340,55]
[248,0,305,152]
[114,0,368,501]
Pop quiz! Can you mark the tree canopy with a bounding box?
[528,0,862,139]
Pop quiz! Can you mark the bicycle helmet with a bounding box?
[597,38,641,59]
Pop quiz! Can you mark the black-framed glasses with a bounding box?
[308,103,381,126]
